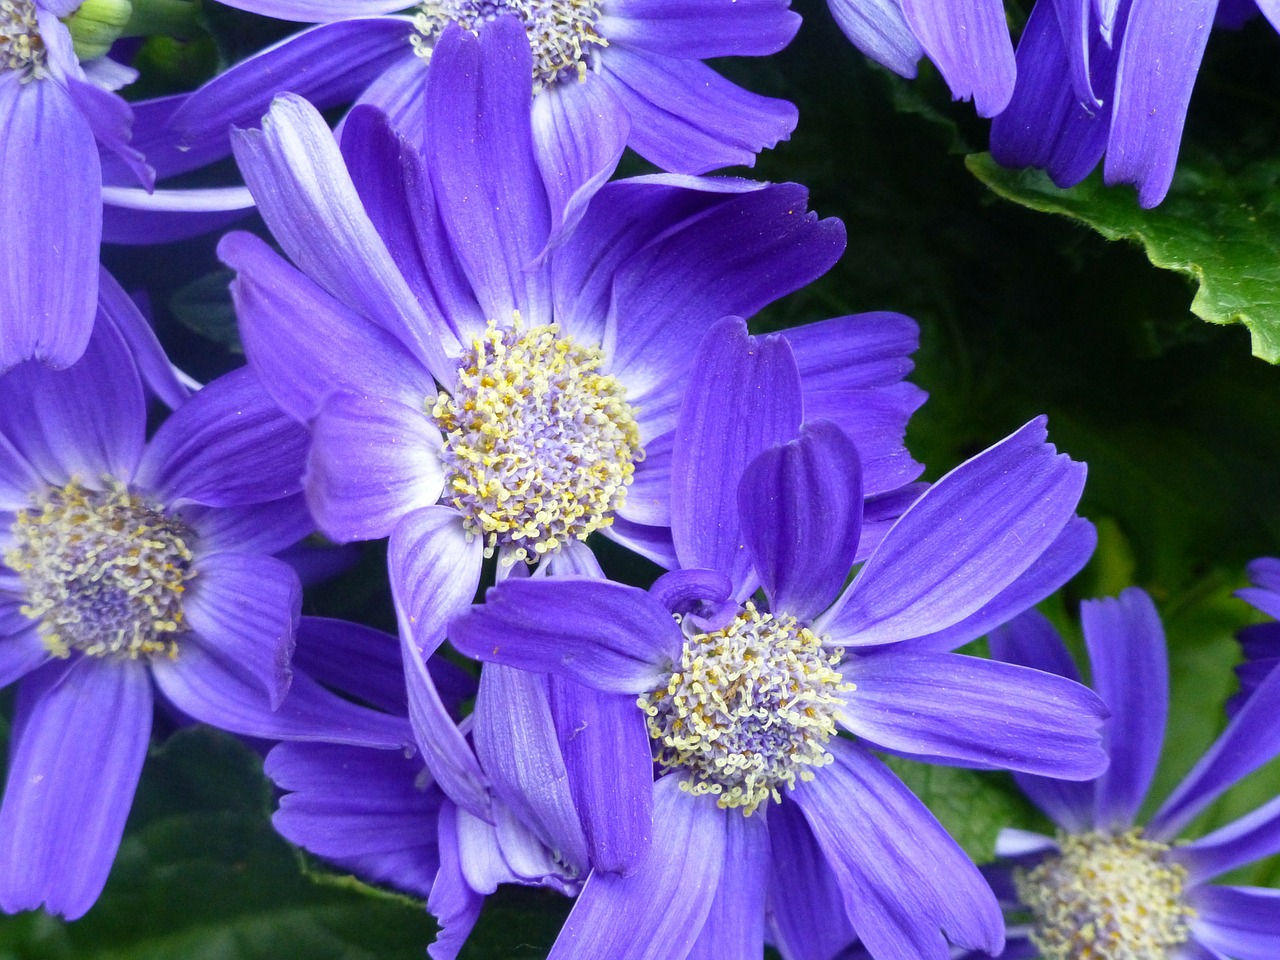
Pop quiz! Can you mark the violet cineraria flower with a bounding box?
[990,0,1277,207]
[171,0,799,233]
[0,293,409,919]
[220,20,925,812]
[984,587,1280,960]
[826,0,1016,117]
[266,617,582,960]
[448,318,1107,960]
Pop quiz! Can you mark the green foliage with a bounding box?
[967,152,1280,363]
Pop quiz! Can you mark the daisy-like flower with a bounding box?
[990,0,1277,207]
[265,617,584,960]
[0,289,409,920]
[1233,556,1280,709]
[220,19,925,815]
[982,587,1280,960]
[169,0,799,234]
[825,0,1016,117]
[448,318,1108,960]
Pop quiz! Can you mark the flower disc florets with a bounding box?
[639,603,852,815]
[411,0,606,92]
[430,318,642,564]
[6,478,196,660]
[1,0,46,79]
[1015,829,1196,960]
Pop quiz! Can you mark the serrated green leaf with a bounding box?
[966,151,1280,363]
[881,756,1047,864]
[0,728,437,960]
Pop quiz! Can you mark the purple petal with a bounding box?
[216,0,409,19]
[549,675,653,874]
[65,77,151,189]
[307,391,445,542]
[839,651,1107,777]
[782,310,920,385]
[610,185,844,440]
[1257,0,1280,29]
[900,517,1097,655]
[221,231,433,424]
[184,495,314,559]
[797,384,925,497]
[767,799,858,960]
[0,627,48,690]
[348,50,430,146]
[1150,662,1280,839]
[171,19,417,153]
[604,515,680,570]
[473,665,591,871]
[0,73,99,370]
[532,76,630,250]
[388,505,482,655]
[1178,794,1280,884]
[450,577,678,692]
[648,567,734,616]
[427,802,485,960]
[0,658,151,919]
[231,93,450,380]
[855,483,929,564]
[792,739,1004,960]
[100,189,254,246]
[1104,0,1217,207]
[670,318,803,593]
[136,367,309,508]
[267,741,441,898]
[152,641,411,747]
[600,0,799,57]
[546,775,725,960]
[739,420,864,621]
[901,0,1016,117]
[423,19,552,324]
[1082,587,1167,829]
[0,429,45,511]
[825,0,924,78]
[988,0,1115,190]
[821,417,1086,647]
[95,269,191,412]
[601,48,798,173]
[1190,885,1280,960]
[185,552,301,710]
[689,809,769,959]
[988,610,1095,832]
[1052,0,1102,108]
[0,310,145,483]
[617,430,672,527]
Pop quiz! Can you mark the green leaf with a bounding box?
[0,728,437,960]
[880,755,1047,865]
[966,151,1280,363]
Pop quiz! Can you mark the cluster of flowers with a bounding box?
[3,0,1280,957]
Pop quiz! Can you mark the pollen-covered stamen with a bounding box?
[1,0,46,79]
[1015,829,1196,960]
[639,603,852,816]
[6,478,196,660]
[430,317,642,564]
[410,0,607,93]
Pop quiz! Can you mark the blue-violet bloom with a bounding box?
[448,318,1108,960]
[0,289,408,919]
[982,586,1280,960]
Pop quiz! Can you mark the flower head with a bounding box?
[983,587,1280,959]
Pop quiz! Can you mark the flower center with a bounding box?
[6,479,196,660]
[430,318,642,564]
[410,0,607,93]
[638,603,851,815]
[1015,830,1196,960]
[1,0,46,79]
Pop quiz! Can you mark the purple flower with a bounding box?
[447,318,1107,960]
[0,282,408,919]
[985,586,1280,960]
[171,0,800,232]
[266,617,582,960]
[220,19,925,816]
[1231,556,1280,711]
[825,0,1016,117]
[989,0,1276,207]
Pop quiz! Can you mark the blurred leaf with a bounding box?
[170,269,243,354]
[967,151,1280,363]
[881,756,1047,865]
[0,728,436,960]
